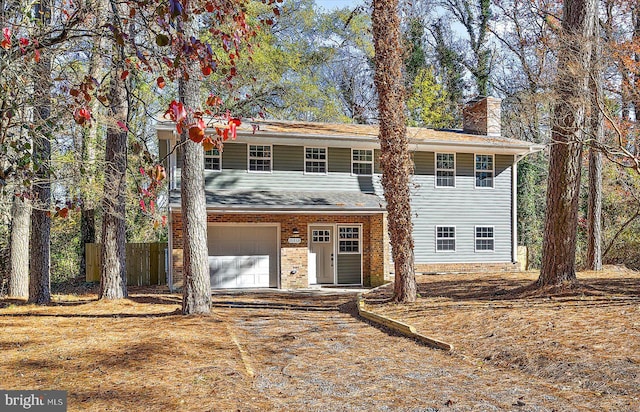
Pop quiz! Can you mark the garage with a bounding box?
[207,224,279,288]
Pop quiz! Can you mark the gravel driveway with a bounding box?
[211,290,586,412]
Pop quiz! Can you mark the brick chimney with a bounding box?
[462,96,502,136]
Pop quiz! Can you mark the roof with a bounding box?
[169,190,386,213]
[156,119,544,155]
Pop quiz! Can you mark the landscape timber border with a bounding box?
[357,290,453,352]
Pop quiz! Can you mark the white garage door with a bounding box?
[207,225,278,288]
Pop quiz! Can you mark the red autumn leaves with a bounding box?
[138,164,168,227]
[2,27,41,61]
[163,99,241,146]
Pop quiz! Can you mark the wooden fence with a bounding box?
[86,243,167,286]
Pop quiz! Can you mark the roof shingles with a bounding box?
[169,190,385,212]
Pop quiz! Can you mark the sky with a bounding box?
[314,0,365,11]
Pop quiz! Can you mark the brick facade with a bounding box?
[414,261,519,274]
[170,211,519,290]
[170,211,389,290]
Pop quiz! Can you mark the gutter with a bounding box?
[157,122,544,156]
[169,205,385,215]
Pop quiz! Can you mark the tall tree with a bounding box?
[77,0,105,280]
[179,9,211,315]
[321,6,377,123]
[9,196,29,298]
[404,18,456,128]
[29,0,52,304]
[538,0,597,287]
[372,0,416,302]
[2,0,30,299]
[441,0,492,95]
[430,20,465,126]
[99,0,128,299]
[586,18,603,271]
[404,18,427,89]
[490,0,557,267]
[406,66,454,128]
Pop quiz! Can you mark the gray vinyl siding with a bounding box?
[413,151,434,175]
[374,149,382,174]
[222,142,247,170]
[159,139,168,167]
[172,141,514,264]
[274,145,303,171]
[176,144,182,169]
[337,254,361,284]
[328,147,350,173]
[196,143,384,195]
[411,153,514,264]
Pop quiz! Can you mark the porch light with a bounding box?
[292,228,300,235]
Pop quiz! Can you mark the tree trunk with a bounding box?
[632,6,640,141]
[9,196,30,298]
[99,0,128,299]
[538,0,597,287]
[180,13,211,315]
[29,0,52,305]
[586,26,603,271]
[372,0,416,303]
[77,0,104,280]
[80,208,96,276]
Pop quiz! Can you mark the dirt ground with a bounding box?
[0,269,638,411]
[365,268,640,412]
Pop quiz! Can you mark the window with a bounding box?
[435,153,455,187]
[312,230,330,243]
[204,148,221,171]
[352,149,373,175]
[436,226,456,252]
[249,145,272,172]
[339,226,360,253]
[475,154,494,188]
[475,226,495,251]
[305,147,327,174]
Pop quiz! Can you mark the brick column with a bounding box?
[369,213,387,286]
[382,213,393,282]
[280,246,308,289]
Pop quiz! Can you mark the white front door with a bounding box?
[309,226,334,284]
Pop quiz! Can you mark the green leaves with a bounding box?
[406,67,455,129]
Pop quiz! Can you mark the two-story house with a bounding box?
[158,97,542,290]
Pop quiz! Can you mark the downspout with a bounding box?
[512,155,519,264]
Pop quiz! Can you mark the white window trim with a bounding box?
[248,144,272,173]
[338,225,361,255]
[204,148,222,172]
[474,225,495,253]
[311,229,331,243]
[474,153,495,189]
[351,148,374,176]
[304,146,328,175]
[435,225,456,253]
[435,152,456,188]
